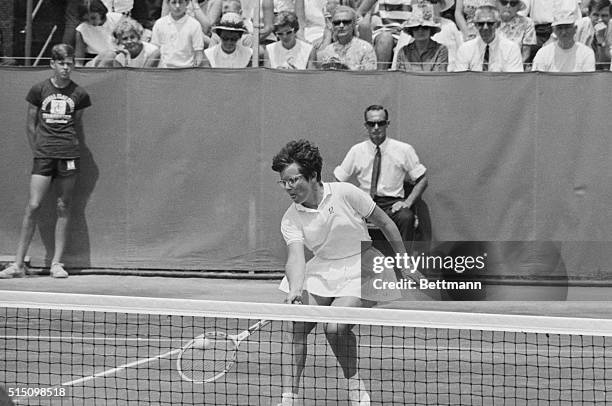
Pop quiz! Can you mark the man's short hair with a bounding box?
[588,0,611,12]
[331,5,357,22]
[274,11,300,32]
[51,43,75,61]
[364,105,389,121]
[271,139,323,182]
[474,5,501,22]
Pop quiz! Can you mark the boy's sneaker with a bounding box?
[0,263,27,279]
[50,263,69,278]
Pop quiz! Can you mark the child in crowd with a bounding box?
[151,0,205,67]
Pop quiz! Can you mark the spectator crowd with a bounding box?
[9,0,612,71]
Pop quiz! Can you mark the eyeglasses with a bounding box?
[277,174,304,188]
[332,19,353,26]
[220,34,242,42]
[499,0,520,6]
[474,21,496,28]
[365,120,388,128]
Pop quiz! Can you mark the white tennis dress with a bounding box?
[279,182,399,301]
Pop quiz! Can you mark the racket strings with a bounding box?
[179,333,238,382]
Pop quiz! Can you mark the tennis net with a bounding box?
[1,290,612,405]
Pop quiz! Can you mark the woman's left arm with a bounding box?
[366,205,426,281]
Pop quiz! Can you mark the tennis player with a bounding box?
[272,139,421,406]
[0,44,91,279]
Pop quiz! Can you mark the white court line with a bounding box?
[12,347,182,404]
[1,335,179,342]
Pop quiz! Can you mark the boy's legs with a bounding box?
[3,175,53,276]
[15,175,53,266]
[50,173,77,276]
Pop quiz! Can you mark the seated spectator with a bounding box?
[390,1,463,71]
[497,0,536,64]
[453,4,523,71]
[209,0,256,48]
[355,0,451,70]
[75,0,125,66]
[585,0,610,69]
[395,9,449,71]
[265,11,316,68]
[532,8,596,71]
[203,13,253,67]
[517,0,582,62]
[455,0,497,41]
[97,17,161,67]
[317,6,377,70]
[162,0,217,35]
[151,0,205,67]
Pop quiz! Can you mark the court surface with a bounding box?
[2,275,612,405]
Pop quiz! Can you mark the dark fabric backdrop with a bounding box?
[0,68,610,278]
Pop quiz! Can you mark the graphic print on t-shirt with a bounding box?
[42,94,76,124]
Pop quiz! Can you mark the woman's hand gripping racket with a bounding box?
[177,319,271,383]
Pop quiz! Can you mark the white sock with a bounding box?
[348,373,370,405]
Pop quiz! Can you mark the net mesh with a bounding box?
[1,291,612,405]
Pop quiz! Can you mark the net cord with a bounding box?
[2,290,612,337]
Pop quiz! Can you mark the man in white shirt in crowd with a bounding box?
[532,8,596,71]
[453,4,524,71]
[334,105,430,244]
[519,0,581,60]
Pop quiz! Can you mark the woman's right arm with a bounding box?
[454,0,470,40]
[284,242,306,303]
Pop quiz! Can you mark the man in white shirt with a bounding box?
[453,5,524,71]
[532,9,596,71]
[334,105,430,243]
[520,0,581,42]
[151,0,205,68]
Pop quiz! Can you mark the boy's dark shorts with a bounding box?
[32,158,80,177]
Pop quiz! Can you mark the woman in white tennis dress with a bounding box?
[272,139,417,406]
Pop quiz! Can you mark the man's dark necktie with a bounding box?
[483,44,489,71]
[370,146,381,197]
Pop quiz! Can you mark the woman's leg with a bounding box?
[325,296,375,405]
[280,292,333,404]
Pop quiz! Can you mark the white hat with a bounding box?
[212,13,247,34]
[551,6,579,26]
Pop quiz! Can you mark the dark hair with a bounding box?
[274,11,300,32]
[364,104,389,121]
[51,43,75,61]
[588,0,611,12]
[78,0,109,20]
[272,139,323,182]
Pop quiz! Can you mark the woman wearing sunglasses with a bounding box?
[497,0,536,65]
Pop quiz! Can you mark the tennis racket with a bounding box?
[176,319,270,383]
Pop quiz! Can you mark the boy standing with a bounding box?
[151,0,205,68]
[0,44,91,279]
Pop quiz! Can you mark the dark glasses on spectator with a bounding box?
[332,19,353,26]
[275,29,295,36]
[220,34,242,41]
[365,120,388,128]
[474,21,496,28]
[499,0,520,6]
